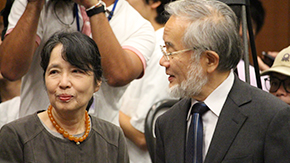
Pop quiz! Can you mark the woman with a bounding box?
[0,32,129,162]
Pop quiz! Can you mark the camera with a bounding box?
[262,51,274,67]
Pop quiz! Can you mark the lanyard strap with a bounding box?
[107,0,118,21]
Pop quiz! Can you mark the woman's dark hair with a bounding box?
[40,31,102,82]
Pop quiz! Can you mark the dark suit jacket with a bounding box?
[155,76,290,163]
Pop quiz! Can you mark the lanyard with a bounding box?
[108,0,118,21]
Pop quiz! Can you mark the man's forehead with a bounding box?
[166,16,189,26]
[163,16,189,46]
[164,16,190,33]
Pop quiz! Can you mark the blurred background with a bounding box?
[255,0,290,55]
[0,0,289,62]
[0,1,4,33]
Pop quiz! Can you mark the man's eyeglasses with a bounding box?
[160,45,196,61]
[264,77,290,93]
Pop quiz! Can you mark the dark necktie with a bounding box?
[186,102,209,163]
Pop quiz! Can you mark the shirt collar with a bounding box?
[187,71,235,120]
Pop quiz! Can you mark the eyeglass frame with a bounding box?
[160,45,198,61]
[264,77,290,93]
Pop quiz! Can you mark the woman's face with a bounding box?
[45,44,100,112]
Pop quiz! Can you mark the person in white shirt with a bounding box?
[0,73,21,129]
[119,0,176,162]
[0,20,21,129]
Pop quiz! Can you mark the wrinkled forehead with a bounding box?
[163,16,190,45]
[164,16,189,36]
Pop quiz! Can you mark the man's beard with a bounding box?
[169,61,208,98]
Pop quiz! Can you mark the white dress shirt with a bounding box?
[187,71,235,161]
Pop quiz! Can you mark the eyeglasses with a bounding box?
[264,77,290,93]
[160,45,196,61]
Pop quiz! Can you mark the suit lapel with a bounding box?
[204,77,251,163]
[167,98,191,162]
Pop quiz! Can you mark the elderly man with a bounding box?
[155,0,290,163]
[261,46,290,105]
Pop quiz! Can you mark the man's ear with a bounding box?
[149,1,161,9]
[203,50,219,73]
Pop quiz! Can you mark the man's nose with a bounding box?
[160,55,169,67]
[275,84,287,96]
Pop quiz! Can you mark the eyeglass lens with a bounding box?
[160,45,170,60]
[266,77,290,93]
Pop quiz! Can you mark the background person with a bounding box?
[0,72,21,128]
[0,0,14,41]
[119,0,176,162]
[155,0,290,162]
[0,31,129,163]
[230,0,268,90]
[261,45,290,105]
[229,0,279,73]
[0,5,21,128]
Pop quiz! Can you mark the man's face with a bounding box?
[269,73,290,105]
[238,20,257,40]
[160,16,207,98]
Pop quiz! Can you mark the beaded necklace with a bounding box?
[47,105,91,145]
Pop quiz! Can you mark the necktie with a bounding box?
[186,102,209,163]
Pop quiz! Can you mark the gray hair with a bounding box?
[165,0,242,71]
